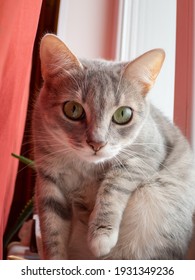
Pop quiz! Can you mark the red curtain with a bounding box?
[0,0,42,259]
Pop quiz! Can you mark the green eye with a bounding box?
[63,101,85,121]
[112,106,133,125]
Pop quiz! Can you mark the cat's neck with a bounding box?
[136,107,166,160]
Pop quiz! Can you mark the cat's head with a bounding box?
[38,34,165,164]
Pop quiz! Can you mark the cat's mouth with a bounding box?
[69,141,119,164]
[79,147,119,164]
[87,153,113,164]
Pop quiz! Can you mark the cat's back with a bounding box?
[150,103,191,151]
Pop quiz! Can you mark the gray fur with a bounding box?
[32,34,195,259]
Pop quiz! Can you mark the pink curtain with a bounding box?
[0,0,42,259]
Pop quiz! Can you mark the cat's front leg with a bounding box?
[35,173,71,259]
[88,178,135,258]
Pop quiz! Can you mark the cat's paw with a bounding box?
[88,225,118,258]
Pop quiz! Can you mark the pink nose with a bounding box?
[86,140,107,152]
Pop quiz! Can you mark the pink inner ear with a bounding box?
[141,82,153,95]
[40,34,83,79]
[123,49,165,95]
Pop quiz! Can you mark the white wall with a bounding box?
[57,0,118,59]
[118,0,177,121]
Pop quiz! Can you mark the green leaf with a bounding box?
[3,198,34,249]
[3,153,35,251]
[11,153,35,169]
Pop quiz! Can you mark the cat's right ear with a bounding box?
[123,49,165,95]
[40,34,82,80]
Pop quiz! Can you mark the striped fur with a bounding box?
[32,34,195,259]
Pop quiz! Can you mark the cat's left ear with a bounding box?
[123,49,165,94]
[40,34,82,80]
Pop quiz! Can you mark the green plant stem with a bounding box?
[3,153,35,249]
[3,198,34,249]
[11,153,35,169]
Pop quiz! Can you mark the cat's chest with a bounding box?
[58,161,100,194]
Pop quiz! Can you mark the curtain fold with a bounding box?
[0,0,42,259]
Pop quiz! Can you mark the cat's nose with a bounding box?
[86,140,107,152]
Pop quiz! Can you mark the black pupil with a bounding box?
[72,105,76,113]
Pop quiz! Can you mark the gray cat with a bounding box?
[32,34,195,260]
